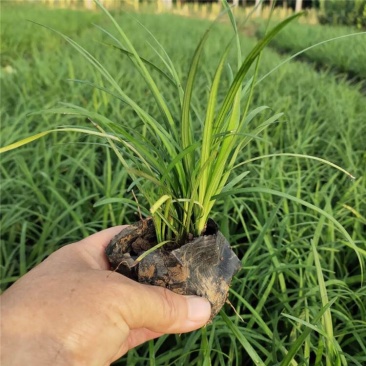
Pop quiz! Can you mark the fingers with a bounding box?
[46,226,211,336]
[37,226,128,271]
[77,226,211,334]
[79,225,129,251]
[112,278,211,335]
[111,328,164,362]
[127,328,163,350]
[137,287,211,333]
[73,225,129,270]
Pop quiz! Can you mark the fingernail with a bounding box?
[186,296,211,323]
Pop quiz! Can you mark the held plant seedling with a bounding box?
[1,1,302,239]
[1,0,362,320]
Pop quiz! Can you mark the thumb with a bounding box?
[115,279,211,334]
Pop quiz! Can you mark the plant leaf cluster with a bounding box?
[1,1,303,244]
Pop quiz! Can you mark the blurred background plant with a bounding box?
[318,0,366,28]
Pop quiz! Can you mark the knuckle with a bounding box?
[160,288,180,320]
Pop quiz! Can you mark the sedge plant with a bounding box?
[0,0,360,257]
[0,0,303,245]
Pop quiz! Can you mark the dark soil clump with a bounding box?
[105,218,241,319]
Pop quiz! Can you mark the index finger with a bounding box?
[75,225,129,270]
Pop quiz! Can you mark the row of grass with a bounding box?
[1,3,365,365]
[254,19,366,81]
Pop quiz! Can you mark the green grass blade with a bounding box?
[215,187,366,261]
[311,217,336,365]
[128,16,185,101]
[93,197,150,216]
[215,12,303,127]
[99,42,176,87]
[181,28,211,174]
[257,32,366,85]
[30,21,181,168]
[199,45,231,205]
[280,299,337,366]
[221,0,242,67]
[234,153,356,180]
[94,0,176,135]
[221,312,265,366]
[0,131,53,153]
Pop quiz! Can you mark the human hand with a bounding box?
[0,226,211,366]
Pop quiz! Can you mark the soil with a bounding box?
[105,218,242,319]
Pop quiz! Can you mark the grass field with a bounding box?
[255,19,366,80]
[1,3,366,365]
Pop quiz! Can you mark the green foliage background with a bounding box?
[318,0,366,29]
[1,3,365,365]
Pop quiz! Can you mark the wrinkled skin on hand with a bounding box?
[0,226,211,366]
